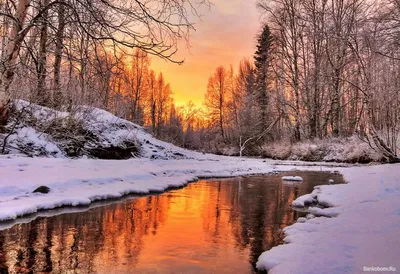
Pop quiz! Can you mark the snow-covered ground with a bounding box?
[1,102,399,273]
[257,164,400,274]
[282,175,303,181]
[260,136,385,163]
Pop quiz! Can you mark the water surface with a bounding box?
[0,171,344,273]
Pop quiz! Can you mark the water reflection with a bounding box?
[0,171,344,273]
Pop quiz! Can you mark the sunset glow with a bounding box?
[151,0,261,108]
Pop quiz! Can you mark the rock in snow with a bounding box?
[32,186,51,194]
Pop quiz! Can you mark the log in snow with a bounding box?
[282,176,303,181]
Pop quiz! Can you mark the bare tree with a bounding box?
[52,0,65,107]
[259,0,303,141]
[205,66,230,142]
[0,0,31,123]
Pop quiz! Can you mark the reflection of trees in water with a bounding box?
[0,234,8,273]
[0,195,173,273]
[96,195,171,268]
[186,177,301,271]
[198,176,305,271]
[200,181,240,243]
[236,176,315,270]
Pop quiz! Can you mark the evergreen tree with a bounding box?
[254,24,274,133]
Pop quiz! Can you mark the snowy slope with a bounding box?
[3,100,212,160]
[79,105,213,160]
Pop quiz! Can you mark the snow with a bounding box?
[256,164,400,274]
[282,176,303,181]
[261,136,384,163]
[0,155,341,221]
[6,100,199,159]
[7,126,64,157]
[291,193,315,207]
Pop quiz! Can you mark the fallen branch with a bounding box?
[239,114,282,157]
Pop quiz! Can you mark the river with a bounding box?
[0,171,344,273]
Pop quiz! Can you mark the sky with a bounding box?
[151,0,261,108]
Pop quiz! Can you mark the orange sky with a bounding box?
[151,0,261,108]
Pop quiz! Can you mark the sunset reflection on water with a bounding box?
[0,172,344,273]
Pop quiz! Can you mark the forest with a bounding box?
[0,0,399,162]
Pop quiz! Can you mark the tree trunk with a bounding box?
[0,0,31,124]
[289,0,301,141]
[219,88,225,141]
[151,100,157,133]
[293,49,301,141]
[1,9,9,61]
[332,68,341,136]
[37,0,50,105]
[53,0,65,108]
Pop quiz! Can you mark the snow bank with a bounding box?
[7,126,64,157]
[261,136,384,163]
[257,164,400,274]
[291,193,315,207]
[0,153,348,222]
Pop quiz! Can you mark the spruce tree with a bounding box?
[254,24,273,133]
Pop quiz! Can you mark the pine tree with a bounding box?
[254,24,274,134]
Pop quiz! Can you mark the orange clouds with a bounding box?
[151,0,261,108]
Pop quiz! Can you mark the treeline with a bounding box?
[198,0,400,161]
[0,0,399,162]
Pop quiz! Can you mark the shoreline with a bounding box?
[0,155,346,222]
[256,163,400,274]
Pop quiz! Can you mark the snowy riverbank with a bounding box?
[0,154,345,221]
[257,163,400,274]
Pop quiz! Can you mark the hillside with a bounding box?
[0,100,208,161]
